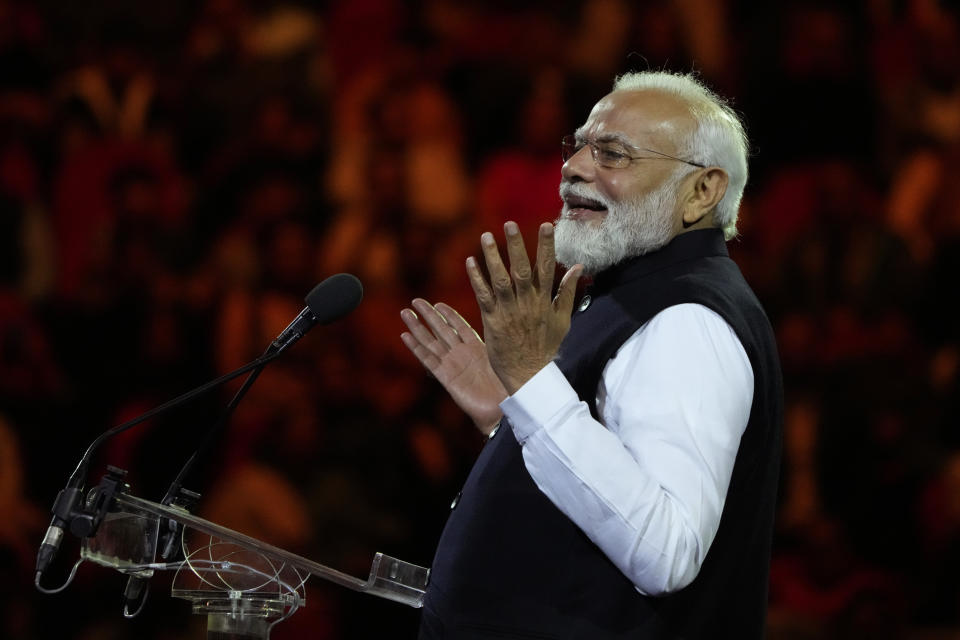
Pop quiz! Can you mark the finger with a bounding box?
[480,231,515,302]
[553,264,583,315]
[534,222,557,294]
[466,256,497,314]
[435,302,482,344]
[503,221,534,295]
[400,308,449,358]
[400,331,441,373]
[412,298,461,348]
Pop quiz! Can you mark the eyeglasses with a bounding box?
[561,134,706,169]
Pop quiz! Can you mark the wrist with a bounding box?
[501,364,548,395]
[474,413,503,436]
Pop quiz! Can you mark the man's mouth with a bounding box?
[563,193,608,219]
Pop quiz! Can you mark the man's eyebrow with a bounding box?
[573,128,636,148]
[594,133,635,147]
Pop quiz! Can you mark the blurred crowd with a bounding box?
[1,0,959,638]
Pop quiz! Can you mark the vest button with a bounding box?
[450,491,462,510]
[578,295,592,312]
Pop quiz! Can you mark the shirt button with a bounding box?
[450,491,462,510]
[578,295,592,312]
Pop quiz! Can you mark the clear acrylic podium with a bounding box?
[79,490,430,639]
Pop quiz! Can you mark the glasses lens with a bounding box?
[561,135,577,162]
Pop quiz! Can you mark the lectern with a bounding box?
[76,477,429,639]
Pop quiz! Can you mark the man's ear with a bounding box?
[682,167,729,227]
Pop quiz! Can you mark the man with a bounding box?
[401,71,782,639]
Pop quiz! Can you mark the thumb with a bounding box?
[553,264,583,314]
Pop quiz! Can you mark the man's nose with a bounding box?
[561,145,595,183]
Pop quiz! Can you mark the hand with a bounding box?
[467,221,582,394]
[401,299,507,435]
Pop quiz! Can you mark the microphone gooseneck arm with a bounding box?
[68,349,286,493]
[35,349,285,585]
[160,345,272,510]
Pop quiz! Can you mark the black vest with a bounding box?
[420,229,783,639]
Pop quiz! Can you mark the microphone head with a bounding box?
[305,273,363,325]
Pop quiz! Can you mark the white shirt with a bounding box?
[500,303,754,596]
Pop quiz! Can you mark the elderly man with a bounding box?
[401,71,782,639]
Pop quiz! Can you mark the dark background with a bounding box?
[2,0,959,638]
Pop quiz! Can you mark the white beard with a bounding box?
[555,170,686,276]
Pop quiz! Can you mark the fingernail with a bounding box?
[505,221,519,235]
[481,232,495,246]
[466,256,477,268]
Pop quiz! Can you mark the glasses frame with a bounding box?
[561,134,706,169]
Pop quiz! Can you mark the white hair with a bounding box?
[612,71,749,240]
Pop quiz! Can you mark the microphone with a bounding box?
[270,273,364,352]
[35,489,80,584]
[36,274,364,589]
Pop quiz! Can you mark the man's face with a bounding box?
[555,89,696,274]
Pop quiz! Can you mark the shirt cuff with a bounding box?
[499,362,579,444]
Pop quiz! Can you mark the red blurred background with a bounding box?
[2,1,960,638]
